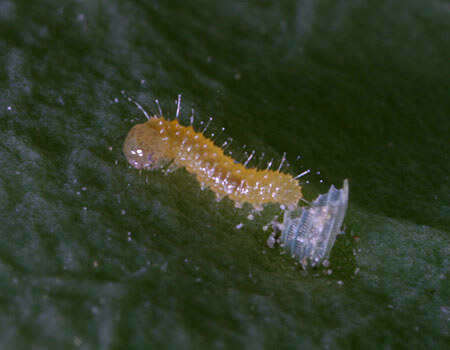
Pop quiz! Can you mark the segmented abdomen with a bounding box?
[158,118,303,207]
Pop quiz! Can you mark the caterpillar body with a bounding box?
[122,96,349,268]
[123,115,303,209]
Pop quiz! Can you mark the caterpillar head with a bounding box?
[123,122,169,170]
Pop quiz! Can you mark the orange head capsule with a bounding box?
[123,120,170,170]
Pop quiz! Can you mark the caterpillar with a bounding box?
[123,96,305,209]
[123,95,350,268]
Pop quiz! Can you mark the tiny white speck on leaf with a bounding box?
[267,234,276,248]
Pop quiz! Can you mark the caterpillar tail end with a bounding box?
[280,179,349,268]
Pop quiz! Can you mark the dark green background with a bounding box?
[0,0,449,348]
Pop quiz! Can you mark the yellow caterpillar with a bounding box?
[123,98,304,209]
